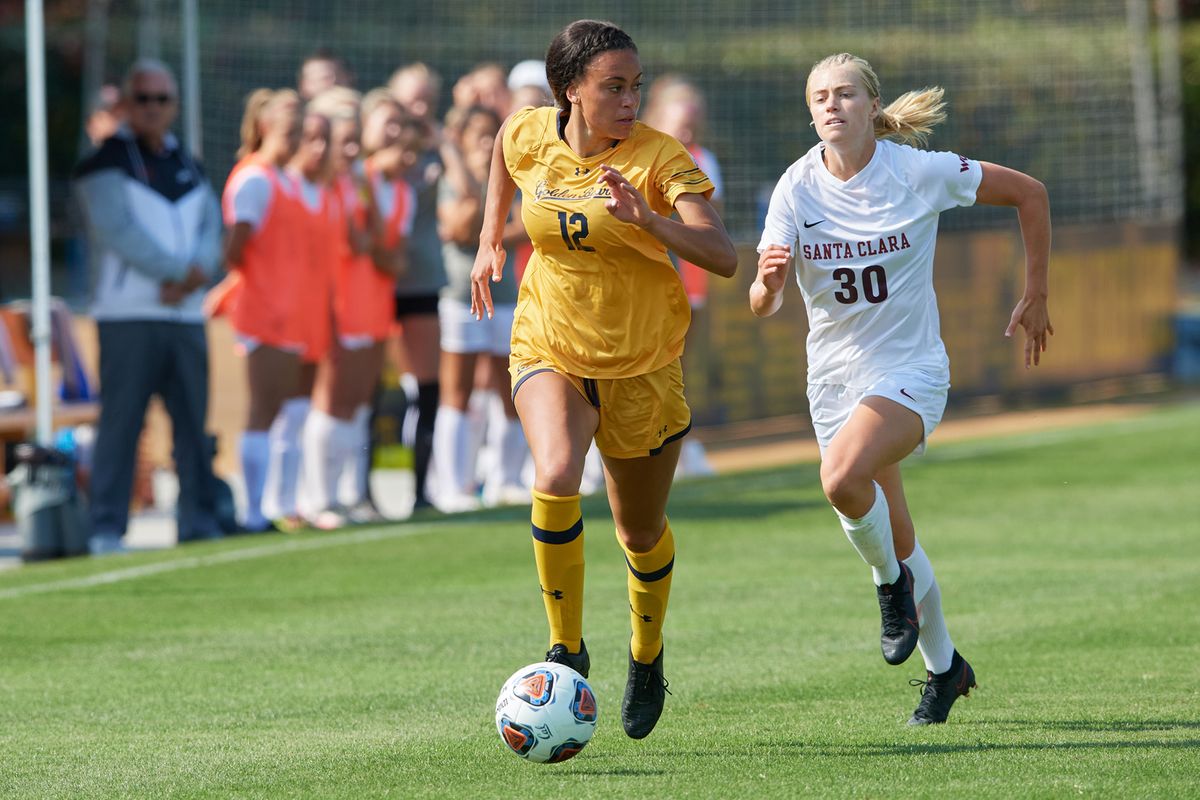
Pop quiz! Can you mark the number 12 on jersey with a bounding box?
[557,211,595,252]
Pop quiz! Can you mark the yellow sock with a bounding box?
[530,489,585,652]
[619,520,675,664]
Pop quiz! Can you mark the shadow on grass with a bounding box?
[664,498,821,523]
[555,766,668,777]
[440,491,822,527]
[835,738,1200,757]
[410,460,824,529]
[986,718,1200,733]
[674,738,1200,760]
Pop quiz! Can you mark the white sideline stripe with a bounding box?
[0,522,447,601]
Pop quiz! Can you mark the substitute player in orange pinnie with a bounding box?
[471,20,737,740]
[346,95,421,515]
[301,88,406,526]
[220,89,305,532]
[264,103,340,529]
[753,53,1052,725]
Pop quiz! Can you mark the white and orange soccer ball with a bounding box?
[495,661,598,763]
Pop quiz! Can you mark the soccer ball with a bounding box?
[495,661,598,763]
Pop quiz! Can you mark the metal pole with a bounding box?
[25,0,54,445]
[1155,0,1183,223]
[1126,0,1158,216]
[181,0,202,157]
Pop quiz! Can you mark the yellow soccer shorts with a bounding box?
[510,354,691,459]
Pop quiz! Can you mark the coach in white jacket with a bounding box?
[73,58,223,554]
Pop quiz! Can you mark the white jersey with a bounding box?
[758,139,982,389]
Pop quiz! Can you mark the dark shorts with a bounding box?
[393,293,440,318]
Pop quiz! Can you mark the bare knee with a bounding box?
[820,459,876,517]
[615,521,664,554]
[533,456,584,497]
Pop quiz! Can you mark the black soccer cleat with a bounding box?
[907,650,976,726]
[545,640,590,679]
[622,646,670,740]
[877,562,920,665]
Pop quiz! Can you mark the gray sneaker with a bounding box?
[88,533,126,557]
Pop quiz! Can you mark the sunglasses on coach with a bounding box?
[133,93,175,105]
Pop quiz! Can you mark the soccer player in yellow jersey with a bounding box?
[471,20,737,739]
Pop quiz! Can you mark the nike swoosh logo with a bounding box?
[803,219,826,228]
[899,388,916,402]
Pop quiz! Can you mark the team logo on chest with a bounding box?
[533,178,611,203]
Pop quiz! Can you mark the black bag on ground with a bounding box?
[8,443,88,561]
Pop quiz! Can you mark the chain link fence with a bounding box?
[83,0,1182,242]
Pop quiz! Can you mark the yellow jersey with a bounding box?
[504,105,714,379]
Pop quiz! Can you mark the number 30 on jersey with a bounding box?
[832,265,889,304]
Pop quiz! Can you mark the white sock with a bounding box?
[302,408,340,514]
[339,404,372,507]
[835,482,901,586]
[466,389,493,488]
[262,397,309,519]
[903,540,956,674]
[495,416,527,488]
[400,373,419,447]
[433,405,471,498]
[580,441,605,495]
[239,430,270,529]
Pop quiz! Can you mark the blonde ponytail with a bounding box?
[876,87,946,147]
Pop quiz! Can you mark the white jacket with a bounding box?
[73,127,221,323]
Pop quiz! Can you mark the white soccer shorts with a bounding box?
[807,368,950,457]
[438,297,515,356]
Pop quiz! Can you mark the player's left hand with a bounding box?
[1005,294,1054,368]
[597,165,652,228]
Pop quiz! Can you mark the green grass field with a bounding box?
[1,403,1198,798]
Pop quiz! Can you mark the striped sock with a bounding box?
[530,489,585,653]
[619,521,675,664]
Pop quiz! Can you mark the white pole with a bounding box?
[25,0,53,446]
[1156,0,1183,223]
[1126,0,1158,216]
[181,0,202,157]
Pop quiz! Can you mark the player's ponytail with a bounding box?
[807,53,947,148]
[876,87,946,147]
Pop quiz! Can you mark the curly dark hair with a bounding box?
[545,20,637,119]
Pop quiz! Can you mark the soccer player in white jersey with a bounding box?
[753,53,1052,725]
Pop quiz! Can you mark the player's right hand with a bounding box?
[470,242,506,320]
[756,244,792,293]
